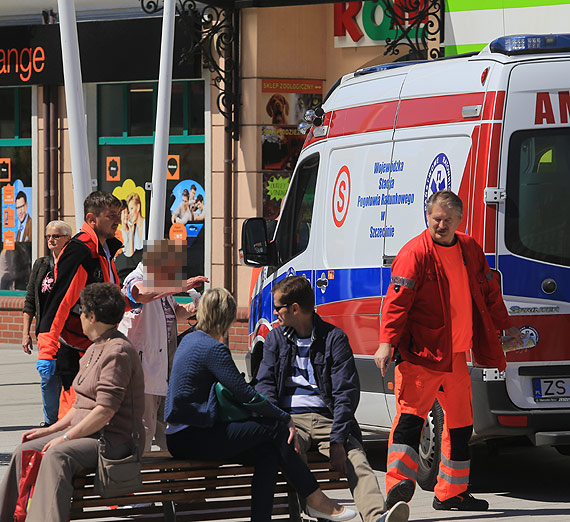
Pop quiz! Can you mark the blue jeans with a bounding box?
[40,372,62,425]
[167,418,319,522]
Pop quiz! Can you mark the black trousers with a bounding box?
[167,418,319,522]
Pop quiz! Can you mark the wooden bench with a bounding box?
[70,451,348,521]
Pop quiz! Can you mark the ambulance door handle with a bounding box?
[316,273,329,294]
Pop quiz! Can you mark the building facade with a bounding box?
[0,0,567,348]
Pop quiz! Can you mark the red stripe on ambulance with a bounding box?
[396,92,485,128]
[328,100,398,137]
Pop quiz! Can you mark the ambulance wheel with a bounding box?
[417,400,443,491]
[248,342,264,383]
[555,445,570,456]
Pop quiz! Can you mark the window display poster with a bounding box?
[112,179,146,261]
[263,172,291,220]
[261,79,323,172]
[99,142,205,282]
[168,179,205,247]
[0,179,32,290]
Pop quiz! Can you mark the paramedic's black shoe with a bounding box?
[433,491,489,511]
[377,501,410,522]
[386,479,415,510]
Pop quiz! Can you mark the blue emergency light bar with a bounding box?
[490,34,570,55]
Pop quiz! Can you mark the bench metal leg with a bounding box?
[163,500,176,522]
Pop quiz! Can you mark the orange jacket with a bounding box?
[37,223,121,359]
[379,229,510,372]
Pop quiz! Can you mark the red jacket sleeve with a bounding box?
[37,241,90,359]
[379,244,424,347]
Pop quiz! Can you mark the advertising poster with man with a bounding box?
[0,172,33,290]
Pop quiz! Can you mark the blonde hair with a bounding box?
[45,220,72,236]
[196,288,236,339]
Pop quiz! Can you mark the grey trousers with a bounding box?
[292,413,386,522]
[0,431,128,522]
[143,393,168,453]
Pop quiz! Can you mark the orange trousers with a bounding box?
[386,352,473,501]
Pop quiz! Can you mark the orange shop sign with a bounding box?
[0,47,45,83]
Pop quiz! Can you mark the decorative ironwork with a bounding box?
[140,1,240,139]
[380,0,444,60]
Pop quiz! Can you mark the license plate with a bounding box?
[533,377,570,402]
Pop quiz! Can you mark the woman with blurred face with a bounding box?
[22,220,72,427]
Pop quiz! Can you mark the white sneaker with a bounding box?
[306,505,357,521]
[378,501,410,522]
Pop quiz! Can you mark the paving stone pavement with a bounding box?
[1,343,569,521]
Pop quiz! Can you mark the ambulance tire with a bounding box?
[248,342,265,384]
[555,445,570,456]
[417,400,444,491]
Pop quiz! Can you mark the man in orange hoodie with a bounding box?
[37,191,122,421]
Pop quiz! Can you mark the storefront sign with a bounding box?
[0,17,199,86]
[334,0,425,48]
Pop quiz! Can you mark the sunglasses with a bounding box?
[274,303,292,312]
[45,234,67,240]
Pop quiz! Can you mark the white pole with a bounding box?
[57,0,91,231]
[148,0,176,241]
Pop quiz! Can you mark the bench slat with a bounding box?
[70,452,348,521]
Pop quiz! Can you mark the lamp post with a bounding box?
[57,0,91,231]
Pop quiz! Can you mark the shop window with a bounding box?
[97,80,206,283]
[170,83,184,136]
[129,84,155,136]
[98,84,124,137]
[0,87,33,292]
[0,90,15,139]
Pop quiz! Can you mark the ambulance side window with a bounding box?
[274,153,319,267]
[506,128,570,265]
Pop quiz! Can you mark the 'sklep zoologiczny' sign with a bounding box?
[334,1,426,48]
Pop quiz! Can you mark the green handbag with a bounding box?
[214,382,267,422]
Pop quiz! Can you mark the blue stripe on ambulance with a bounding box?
[498,254,570,302]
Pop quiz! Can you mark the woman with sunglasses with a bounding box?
[22,220,72,427]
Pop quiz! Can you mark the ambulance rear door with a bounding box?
[497,57,570,410]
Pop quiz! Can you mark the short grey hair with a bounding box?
[196,288,236,339]
[426,190,463,218]
[45,220,72,236]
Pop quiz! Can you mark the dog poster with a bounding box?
[261,78,323,173]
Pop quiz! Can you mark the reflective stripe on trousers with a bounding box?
[385,443,419,494]
[434,454,470,500]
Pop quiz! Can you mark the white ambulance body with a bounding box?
[242,35,570,488]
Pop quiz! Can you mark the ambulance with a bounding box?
[241,34,570,490]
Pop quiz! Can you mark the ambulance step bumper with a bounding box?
[534,431,570,446]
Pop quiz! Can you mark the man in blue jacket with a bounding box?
[256,276,409,522]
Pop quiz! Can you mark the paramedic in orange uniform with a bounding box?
[374,190,522,512]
